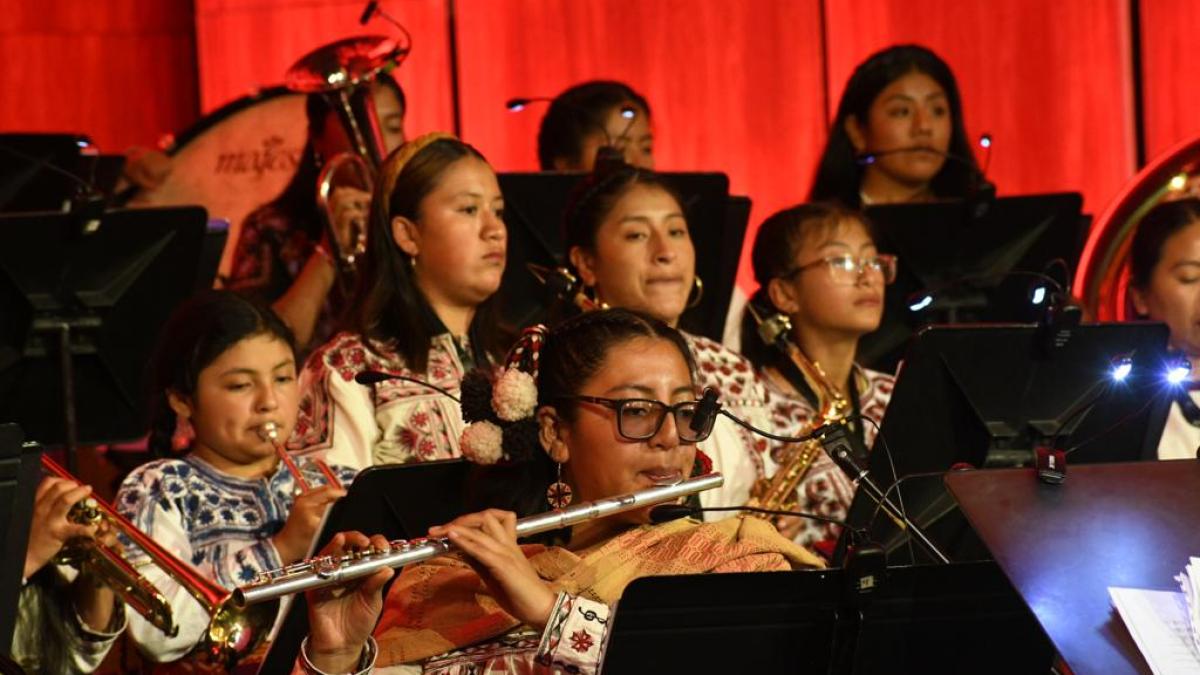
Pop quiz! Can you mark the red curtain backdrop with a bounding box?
[1139,0,1200,160]
[824,0,1137,218]
[453,0,827,289]
[193,0,455,136]
[0,0,198,152]
[0,0,1193,292]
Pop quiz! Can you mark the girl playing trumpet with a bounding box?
[115,291,355,663]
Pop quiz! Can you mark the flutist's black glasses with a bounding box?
[558,395,714,443]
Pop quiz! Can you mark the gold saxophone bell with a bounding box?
[744,303,852,514]
[43,456,278,669]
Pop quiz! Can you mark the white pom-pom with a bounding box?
[492,368,538,422]
[460,421,504,464]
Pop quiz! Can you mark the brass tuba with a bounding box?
[285,35,409,294]
[743,304,851,513]
[42,456,277,669]
[1075,136,1200,320]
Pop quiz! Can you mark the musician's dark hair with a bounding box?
[553,164,689,323]
[537,80,651,170]
[146,291,297,457]
[347,137,508,372]
[808,44,978,208]
[466,308,696,524]
[739,202,876,370]
[562,164,685,262]
[1130,197,1200,292]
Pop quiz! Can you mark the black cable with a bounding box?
[858,416,916,564]
[1063,393,1159,456]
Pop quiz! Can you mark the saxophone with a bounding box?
[744,304,851,513]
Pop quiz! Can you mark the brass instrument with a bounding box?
[43,455,176,637]
[285,35,409,293]
[744,304,851,513]
[1075,136,1200,320]
[42,456,278,669]
[234,473,724,607]
[259,422,342,491]
[527,263,609,312]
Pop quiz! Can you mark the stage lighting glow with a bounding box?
[979,134,992,149]
[909,294,934,312]
[1110,361,1132,382]
[620,106,636,119]
[508,103,526,112]
[1031,286,1047,305]
[1167,363,1191,385]
[1169,173,1188,191]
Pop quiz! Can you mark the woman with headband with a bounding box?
[292,133,510,470]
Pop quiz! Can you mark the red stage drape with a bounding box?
[1139,0,1200,160]
[193,0,455,135]
[824,0,1137,218]
[453,0,827,290]
[0,0,1192,292]
[0,0,198,151]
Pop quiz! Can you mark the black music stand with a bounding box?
[860,192,1086,371]
[838,322,1171,565]
[0,207,212,470]
[602,562,1053,674]
[0,424,44,654]
[602,570,842,674]
[945,461,1200,675]
[257,460,470,674]
[496,172,748,341]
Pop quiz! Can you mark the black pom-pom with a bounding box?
[461,369,494,423]
[502,417,540,463]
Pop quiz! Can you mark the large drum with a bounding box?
[1074,136,1200,320]
[125,87,308,282]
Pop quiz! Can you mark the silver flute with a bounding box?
[233,472,723,607]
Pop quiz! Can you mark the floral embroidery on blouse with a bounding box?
[115,455,356,588]
[764,365,894,546]
[292,331,475,468]
[683,332,772,480]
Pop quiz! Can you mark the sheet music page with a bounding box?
[1178,557,1200,656]
[1109,587,1200,675]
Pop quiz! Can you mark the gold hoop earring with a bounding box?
[686,276,704,309]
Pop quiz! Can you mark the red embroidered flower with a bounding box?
[568,630,595,653]
[418,439,436,457]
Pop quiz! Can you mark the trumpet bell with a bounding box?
[285,35,407,94]
[199,597,280,669]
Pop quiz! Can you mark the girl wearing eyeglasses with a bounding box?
[296,309,822,674]
[555,164,773,520]
[740,202,896,549]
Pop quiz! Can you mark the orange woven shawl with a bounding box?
[373,516,823,666]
